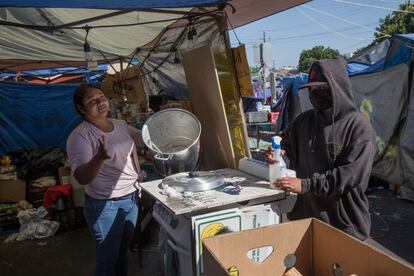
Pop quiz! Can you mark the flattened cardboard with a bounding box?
[58,166,71,185]
[203,218,414,276]
[0,179,26,202]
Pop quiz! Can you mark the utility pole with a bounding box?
[260,31,266,102]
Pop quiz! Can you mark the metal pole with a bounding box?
[270,72,276,107]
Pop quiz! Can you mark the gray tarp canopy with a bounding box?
[0,0,310,72]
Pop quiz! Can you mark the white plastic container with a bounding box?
[239,157,269,180]
[269,136,287,188]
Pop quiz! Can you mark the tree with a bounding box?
[354,2,414,55]
[297,46,340,73]
[374,2,414,43]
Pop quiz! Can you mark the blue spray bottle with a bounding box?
[269,136,287,187]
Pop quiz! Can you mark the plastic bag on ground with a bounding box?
[14,206,59,241]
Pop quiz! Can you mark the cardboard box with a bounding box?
[239,203,280,264]
[58,166,84,207]
[203,218,414,276]
[0,179,26,202]
[58,166,71,185]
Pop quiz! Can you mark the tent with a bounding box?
[0,1,310,72]
[0,81,82,156]
[0,0,311,155]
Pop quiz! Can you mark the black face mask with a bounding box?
[309,88,333,110]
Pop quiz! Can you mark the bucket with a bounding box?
[142,108,201,176]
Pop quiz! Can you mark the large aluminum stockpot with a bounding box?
[142,108,201,176]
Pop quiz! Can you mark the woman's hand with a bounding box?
[275,177,302,193]
[96,136,111,160]
[265,146,285,164]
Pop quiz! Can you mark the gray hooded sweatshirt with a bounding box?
[282,57,376,240]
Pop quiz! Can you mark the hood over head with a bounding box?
[306,57,358,117]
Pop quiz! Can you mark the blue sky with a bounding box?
[229,0,407,68]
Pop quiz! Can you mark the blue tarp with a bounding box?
[0,0,226,9]
[384,34,414,70]
[348,59,385,77]
[347,34,414,77]
[0,81,81,156]
[281,73,308,95]
[0,64,109,78]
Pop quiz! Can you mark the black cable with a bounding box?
[97,50,118,73]
[68,17,183,30]
[139,24,190,78]
[139,26,171,70]
[225,11,241,45]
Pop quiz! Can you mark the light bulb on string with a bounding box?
[83,25,97,70]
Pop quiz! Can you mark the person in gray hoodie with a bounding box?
[267,57,376,240]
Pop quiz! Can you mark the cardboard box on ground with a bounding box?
[58,166,84,207]
[202,218,414,276]
[0,179,26,202]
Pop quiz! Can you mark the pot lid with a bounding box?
[161,171,225,192]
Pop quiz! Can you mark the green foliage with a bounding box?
[374,2,414,43]
[298,46,340,73]
[354,2,414,55]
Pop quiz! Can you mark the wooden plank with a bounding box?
[216,33,251,161]
[182,44,236,170]
[231,44,254,97]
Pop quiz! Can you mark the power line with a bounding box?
[340,40,371,51]
[298,8,366,41]
[302,5,391,38]
[332,0,414,14]
[258,7,363,33]
[376,0,407,3]
[237,23,378,43]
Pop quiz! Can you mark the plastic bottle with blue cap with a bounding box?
[269,136,287,188]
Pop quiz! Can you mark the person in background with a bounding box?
[266,57,376,240]
[67,84,147,276]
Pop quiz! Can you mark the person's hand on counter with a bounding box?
[274,177,302,193]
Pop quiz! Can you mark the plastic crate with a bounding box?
[51,207,86,233]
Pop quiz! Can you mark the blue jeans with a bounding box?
[83,192,139,276]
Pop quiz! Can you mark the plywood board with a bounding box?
[182,44,236,170]
[231,44,254,97]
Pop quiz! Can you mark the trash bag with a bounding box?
[9,147,65,180]
[15,206,59,241]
